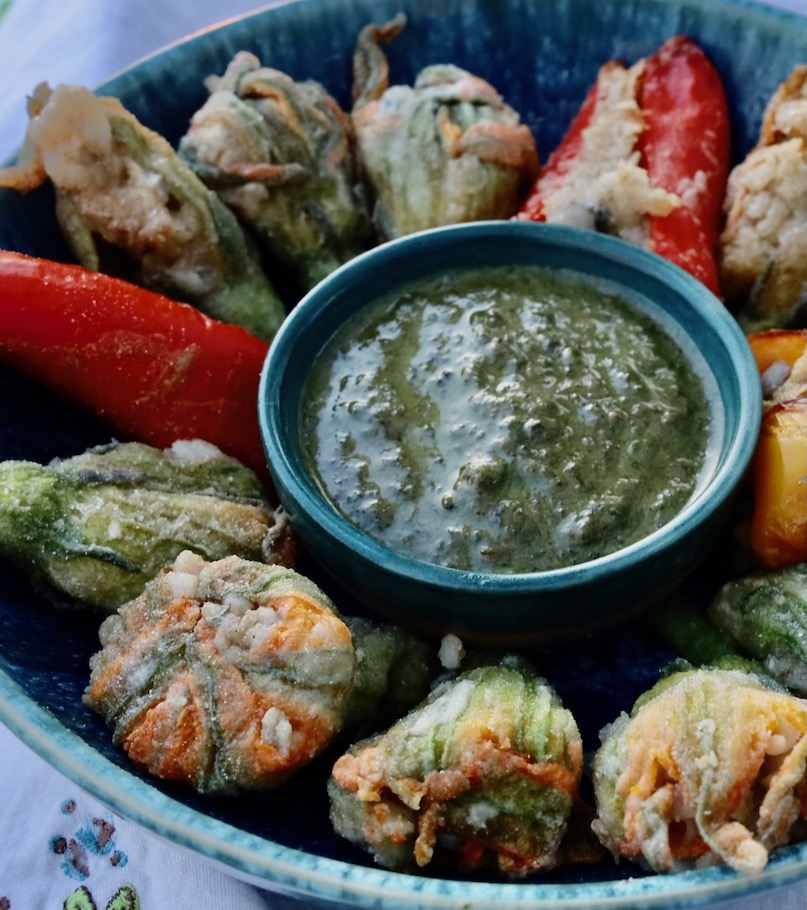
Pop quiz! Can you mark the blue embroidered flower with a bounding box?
[109,850,128,869]
[50,835,90,881]
[76,818,116,857]
[51,799,129,881]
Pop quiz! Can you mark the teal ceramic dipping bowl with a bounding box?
[259,221,761,644]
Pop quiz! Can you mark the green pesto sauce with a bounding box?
[301,266,711,574]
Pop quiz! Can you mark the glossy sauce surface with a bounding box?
[301,266,710,573]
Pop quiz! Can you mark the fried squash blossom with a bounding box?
[328,660,599,876]
[592,668,807,874]
[84,552,356,795]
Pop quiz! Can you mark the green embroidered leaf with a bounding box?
[64,886,97,910]
[106,885,141,910]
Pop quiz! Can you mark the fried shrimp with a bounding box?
[84,551,356,794]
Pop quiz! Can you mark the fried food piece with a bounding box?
[518,37,731,294]
[644,594,773,681]
[179,52,374,292]
[719,66,807,330]
[341,615,438,735]
[523,59,679,241]
[709,565,807,693]
[0,83,285,341]
[0,439,294,611]
[592,668,807,874]
[351,16,539,240]
[84,552,355,794]
[329,659,598,877]
[749,329,807,408]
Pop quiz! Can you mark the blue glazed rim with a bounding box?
[260,221,762,602]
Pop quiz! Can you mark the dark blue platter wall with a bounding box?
[0,0,804,891]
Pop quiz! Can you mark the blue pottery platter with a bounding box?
[0,0,805,906]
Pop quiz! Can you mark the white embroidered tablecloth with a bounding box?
[1,0,806,907]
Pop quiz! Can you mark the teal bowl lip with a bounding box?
[259,220,762,597]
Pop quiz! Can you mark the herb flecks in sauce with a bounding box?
[302,267,710,573]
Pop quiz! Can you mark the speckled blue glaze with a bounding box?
[0,0,805,907]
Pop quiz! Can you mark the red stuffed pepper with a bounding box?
[518,36,730,296]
